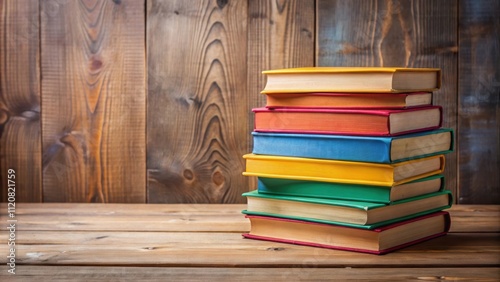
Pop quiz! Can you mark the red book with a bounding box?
[253,106,442,136]
[243,211,451,255]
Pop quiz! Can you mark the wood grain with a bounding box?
[40,0,146,202]
[147,0,248,203]
[2,266,499,282]
[0,0,41,202]
[457,0,500,204]
[317,0,459,200]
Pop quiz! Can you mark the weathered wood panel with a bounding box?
[317,0,459,200]
[147,0,248,203]
[0,0,497,204]
[41,0,146,202]
[0,0,41,202]
[457,0,500,204]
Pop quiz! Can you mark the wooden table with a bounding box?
[1,204,499,281]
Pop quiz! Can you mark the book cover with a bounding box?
[243,211,451,255]
[261,67,441,93]
[243,153,445,187]
[242,189,452,227]
[257,174,445,204]
[253,106,443,136]
[265,92,433,109]
[252,129,454,163]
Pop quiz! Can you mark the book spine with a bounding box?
[243,154,396,186]
[252,132,392,163]
[257,177,392,203]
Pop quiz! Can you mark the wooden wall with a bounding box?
[1,0,498,204]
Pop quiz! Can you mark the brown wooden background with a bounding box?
[1,0,498,204]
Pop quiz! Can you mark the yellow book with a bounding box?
[243,154,445,187]
[261,67,441,93]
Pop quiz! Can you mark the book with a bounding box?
[242,189,452,227]
[243,211,451,255]
[253,106,442,136]
[252,129,454,163]
[257,174,445,204]
[265,92,433,109]
[261,67,441,93]
[243,154,445,187]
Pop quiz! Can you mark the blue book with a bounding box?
[252,128,453,163]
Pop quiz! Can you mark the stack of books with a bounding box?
[241,67,454,255]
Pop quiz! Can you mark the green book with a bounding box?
[242,189,452,229]
[257,175,445,204]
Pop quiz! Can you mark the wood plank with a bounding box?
[7,215,248,232]
[8,203,248,216]
[0,204,498,232]
[457,0,500,204]
[0,0,41,202]
[40,0,146,202]
[1,266,499,282]
[0,231,498,266]
[449,205,500,233]
[317,0,458,199]
[246,0,315,190]
[147,0,248,203]
[6,203,249,232]
[8,212,249,233]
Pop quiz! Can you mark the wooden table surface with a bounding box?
[0,204,499,281]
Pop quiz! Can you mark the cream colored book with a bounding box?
[261,67,441,93]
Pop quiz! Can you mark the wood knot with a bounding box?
[212,171,224,186]
[266,247,285,251]
[21,110,40,121]
[70,222,85,226]
[113,0,121,4]
[60,132,73,144]
[183,169,194,180]
[417,276,447,281]
[217,0,228,9]
[0,109,9,124]
[89,56,103,72]
[301,28,312,39]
